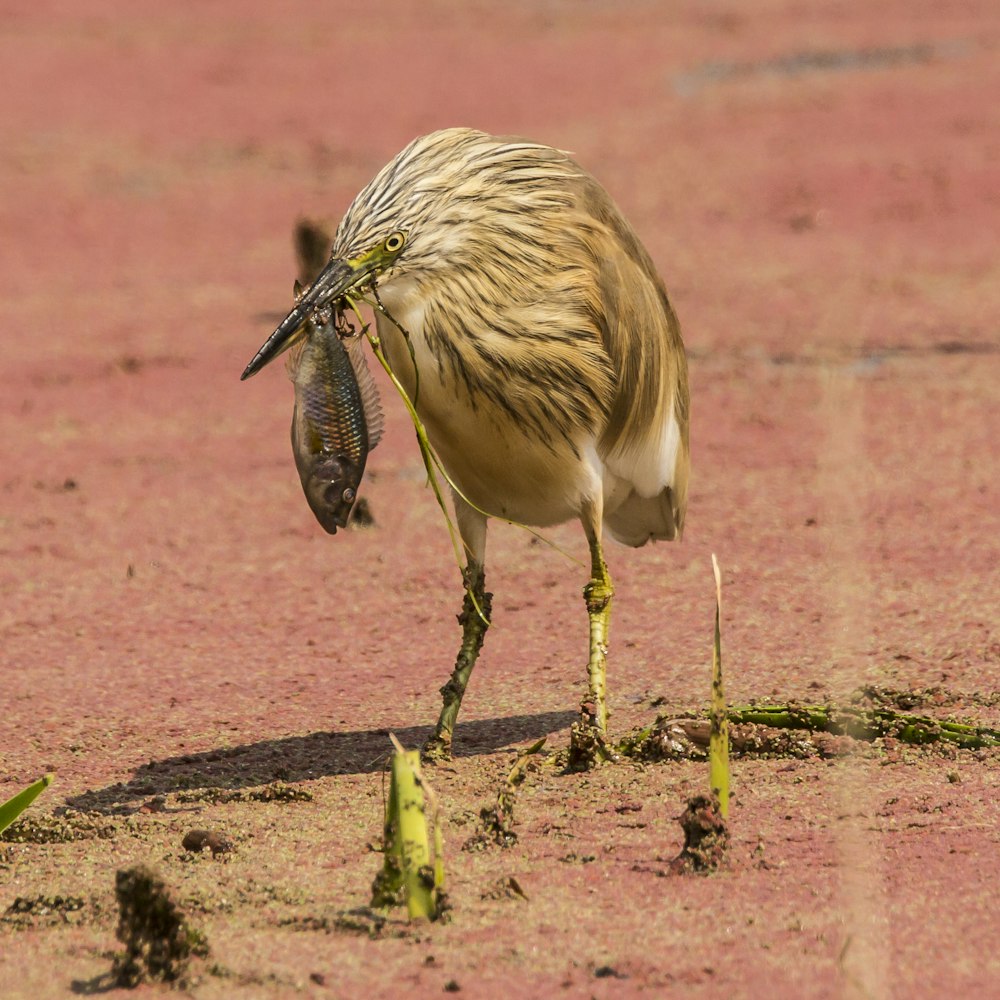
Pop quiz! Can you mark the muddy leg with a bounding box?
[423,500,491,762]
[569,499,615,767]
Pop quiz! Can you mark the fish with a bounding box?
[287,308,383,534]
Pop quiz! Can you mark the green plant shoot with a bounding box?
[709,555,730,818]
[0,773,54,835]
[372,736,444,921]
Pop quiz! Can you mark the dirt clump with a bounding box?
[670,794,729,874]
[0,811,117,844]
[175,782,314,805]
[111,864,209,988]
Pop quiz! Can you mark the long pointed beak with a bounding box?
[240,258,363,380]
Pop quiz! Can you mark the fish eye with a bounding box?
[383,232,405,253]
[342,487,356,503]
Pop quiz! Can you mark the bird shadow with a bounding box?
[62,710,577,815]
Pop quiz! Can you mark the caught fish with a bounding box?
[287,308,383,534]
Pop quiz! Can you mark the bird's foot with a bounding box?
[422,730,453,765]
[567,705,617,771]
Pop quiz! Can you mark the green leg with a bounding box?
[424,565,492,762]
[582,537,613,731]
[569,502,615,767]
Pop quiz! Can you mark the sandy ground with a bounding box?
[1,1,998,997]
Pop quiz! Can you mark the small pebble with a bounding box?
[594,965,627,979]
[182,829,234,856]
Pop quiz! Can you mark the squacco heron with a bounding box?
[242,128,689,762]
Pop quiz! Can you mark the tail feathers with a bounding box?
[604,486,683,547]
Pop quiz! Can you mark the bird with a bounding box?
[242,128,690,764]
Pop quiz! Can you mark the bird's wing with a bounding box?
[580,189,689,537]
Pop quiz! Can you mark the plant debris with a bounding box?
[728,703,999,749]
[619,698,999,762]
[480,876,529,901]
[567,718,617,771]
[463,739,545,850]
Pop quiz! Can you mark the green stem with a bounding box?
[391,750,436,921]
[371,287,419,409]
[619,703,999,756]
[725,705,1000,749]
[372,747,441,919]
[708,554,730,819]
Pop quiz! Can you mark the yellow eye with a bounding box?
[384,232,405,253]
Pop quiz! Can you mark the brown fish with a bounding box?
[287,311,383,533]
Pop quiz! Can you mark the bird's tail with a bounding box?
[603,485,684,547]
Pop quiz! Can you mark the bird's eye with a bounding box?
[384,232,406,253]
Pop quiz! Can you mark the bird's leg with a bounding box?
[570,500,615,767]
[423,500,491,762]
[424,563,492,761]
[583,535,613,731]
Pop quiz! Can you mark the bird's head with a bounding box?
[241,128,578,380]
[240,226,409,380]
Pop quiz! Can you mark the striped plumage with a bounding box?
[339,129,689,544]
[243,128,690,762]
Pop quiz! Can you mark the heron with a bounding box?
[242,128,690,763]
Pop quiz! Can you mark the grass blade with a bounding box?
[0,773,54,834]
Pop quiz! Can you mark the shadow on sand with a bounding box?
[63,710,577,814]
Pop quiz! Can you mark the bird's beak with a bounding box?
[240,257,368,380]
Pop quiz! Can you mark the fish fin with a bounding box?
[345,336,384,450]
[286,315,319,382]
[285,337,306,380]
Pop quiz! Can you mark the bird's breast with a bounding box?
[374,303,603,527]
